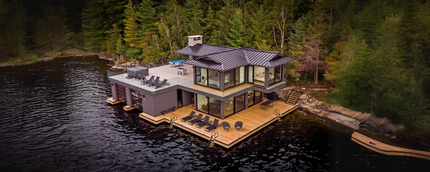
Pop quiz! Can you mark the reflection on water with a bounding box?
[0,57,426,171]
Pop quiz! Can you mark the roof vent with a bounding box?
[188,35,203,46]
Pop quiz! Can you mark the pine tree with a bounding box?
[82,0,104,52]
[202,6,215,42]
[324,26,352,82]
[210,0,235,45]
[269,0,295,54]
[249,5,272,48]
[165,0,187,48]
[116,36,126,56]
[123,0,139,48]
[107,24,120,57]
[99,0,127,36]
[226,9,245,47]
[185,0,204,35]
[136,0,158,41]
[3,1,27,58]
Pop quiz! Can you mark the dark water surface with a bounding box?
[0,57,426,171]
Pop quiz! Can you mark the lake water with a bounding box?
[0,56,426,171]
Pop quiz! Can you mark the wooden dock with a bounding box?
[106,97,122,105]
[139,100,299,149]
[351,132,430,160]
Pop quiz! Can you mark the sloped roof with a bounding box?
[174,44,295,71]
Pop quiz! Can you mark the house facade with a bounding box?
[108,35,295,119]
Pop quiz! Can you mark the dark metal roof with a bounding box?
[175,44,295,71]
[173,44,236,57]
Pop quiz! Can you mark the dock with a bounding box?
[351,132,430,160]
[139,100,299,149]
[106,97,122,105]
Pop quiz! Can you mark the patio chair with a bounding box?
[204,119,219,132]
[221,121,230,132]
[153,79,170,89]
[235,121,243,131]
[195,116,210,128]
[188,114,203,125]
[135,74,146,80]
[141,75,154,85]
[181,111,196,122]
[146,76,160,87]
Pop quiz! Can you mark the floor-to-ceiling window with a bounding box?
[207,69,220,89]
[253,66,265,86]
[269,65,283,86]
[247,90,262,107]
[235,94,245,113]
[224,69,235,89]
[275,65,282,83]
[269,67,275,85]
[208,97,220,117]
[235,66,245,85]
[248,90,254,106]
[197,94,208,113]
[224,97,234,117]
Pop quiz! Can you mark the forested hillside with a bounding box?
[0,0,429,136]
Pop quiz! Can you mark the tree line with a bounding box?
[0,0,429,138]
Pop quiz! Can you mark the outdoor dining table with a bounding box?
[177,68,187,75]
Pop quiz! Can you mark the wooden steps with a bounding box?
[106,97,122,105]
[351,132,430,161]
[286,91,301,105]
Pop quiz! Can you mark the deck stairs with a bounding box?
[285,90,302,105]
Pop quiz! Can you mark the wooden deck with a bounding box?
[351,132,430,161]
[139,100,299,149]
[106,97,122,105]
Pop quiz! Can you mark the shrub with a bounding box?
[8,57,22,62]
[50,50,58,58]
[24,53,38,61]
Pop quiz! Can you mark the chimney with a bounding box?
[188,35,203,46]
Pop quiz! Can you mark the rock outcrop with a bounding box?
[297,93,403,134]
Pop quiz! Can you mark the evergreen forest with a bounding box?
[0,0,429,138]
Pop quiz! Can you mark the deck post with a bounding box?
[220,72,225,91]
[125,87,132,107]
[244,92,249,109]
[265,68,269,88]
[193,93,197,110]
[111,82,118,100]
[220,100,225,119]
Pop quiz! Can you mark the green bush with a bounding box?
[24,53,38,61]
[8,57,22,62]
[50,50,58,58]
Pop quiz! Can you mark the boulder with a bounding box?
[354,113,372,122]
[299,94,308,100]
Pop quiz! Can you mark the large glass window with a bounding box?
[269,66,283,85]
[224,97,234,117]
[207,69,220,89]
[255,91,262,104]
[269,67,275,85]
[208,97,220,117]
[197,94,208,113]
[248,90,254,106]
[196,67,207,86]
[275,65,282,82]
[248,66,253,83]
[235,94,245,113]
[253,66,265,86]
[235,66,245,85]
[224,70,235,89]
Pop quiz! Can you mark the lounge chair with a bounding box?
[205,119,219,132]
[235,121,243,131]
[146,76,160,87]
[153,79,170,89]
[181,111,196,122]
[188,114,203,125]
[141,75,154,85]
[195,116,210,128]
[221,121,230,131]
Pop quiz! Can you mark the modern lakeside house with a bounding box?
[107,35,301,148]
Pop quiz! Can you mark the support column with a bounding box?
[111,83,118,100]
[126,87,132,107]
[244,92,249,109]
[193,93,197,110]
[220,100,225,119]
[220,72,225,91]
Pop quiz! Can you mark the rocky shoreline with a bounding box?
[0,48,99,68]
[277,86,404,139]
